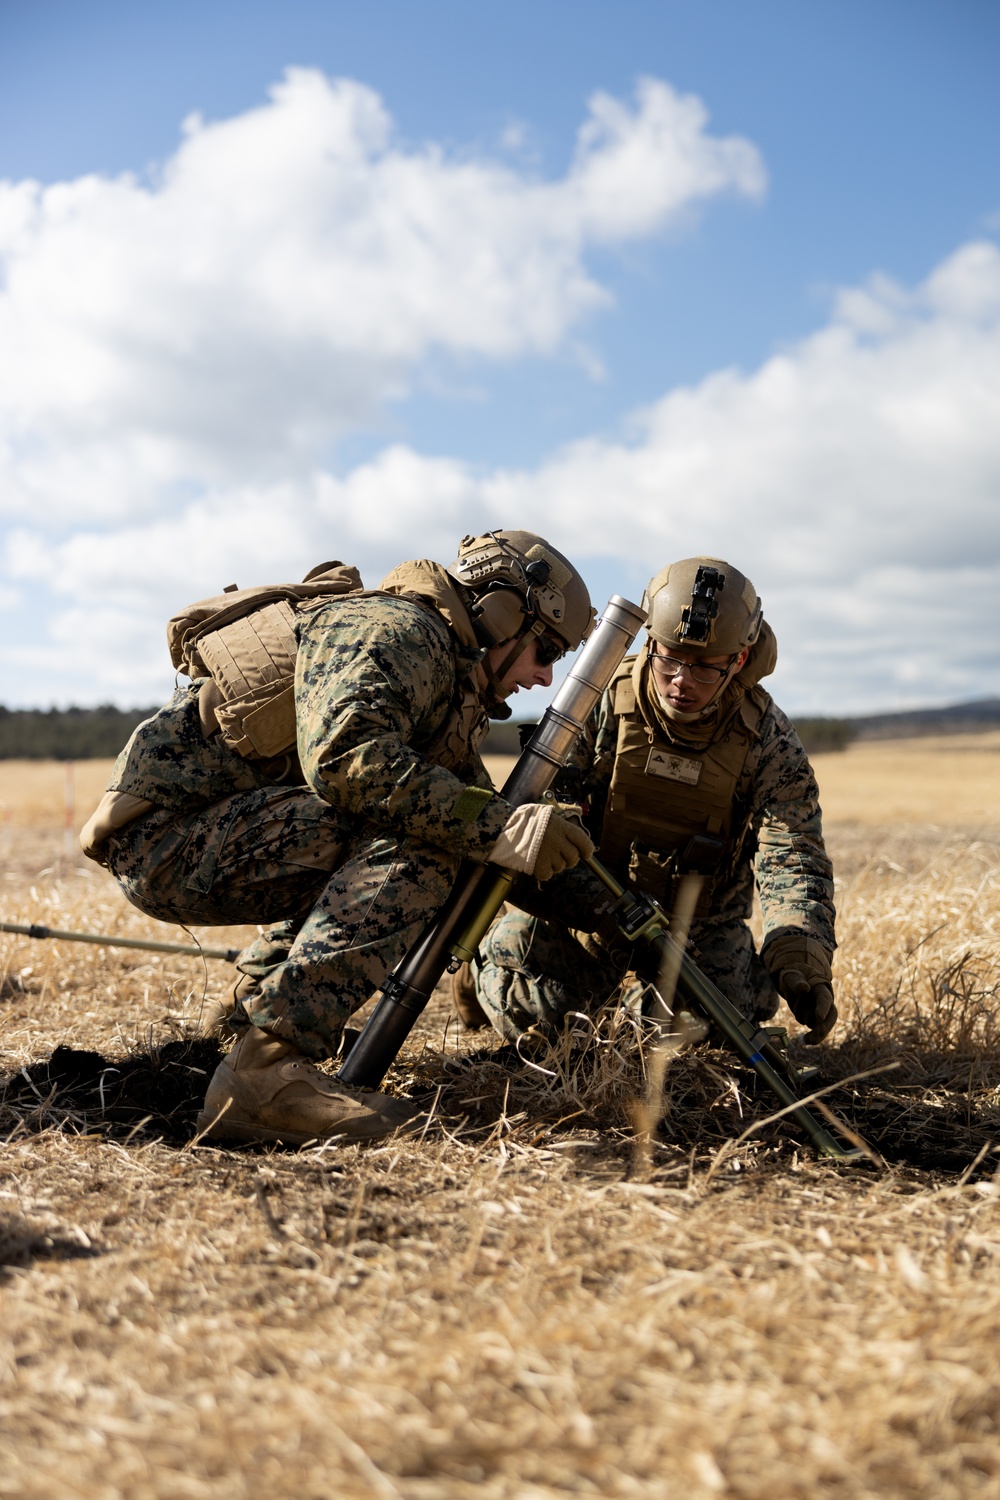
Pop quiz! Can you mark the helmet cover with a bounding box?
[449,530,595,651]
[644,557,762,657]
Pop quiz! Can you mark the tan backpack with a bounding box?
[167,561,364,760]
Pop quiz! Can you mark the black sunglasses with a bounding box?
[534,632,566,667]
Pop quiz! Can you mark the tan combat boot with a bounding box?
[196,1027,424,1146]
[450,961,489,1030]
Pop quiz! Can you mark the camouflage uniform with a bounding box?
[473,649,835,1037]
[104,592,512,1059]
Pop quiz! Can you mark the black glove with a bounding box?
[762,934,838,1044]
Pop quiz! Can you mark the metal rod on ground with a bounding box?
[0,920,241,963]
[337,593,648,1090]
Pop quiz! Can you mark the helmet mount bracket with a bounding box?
[449,529,594,656]
[678,565,725,645]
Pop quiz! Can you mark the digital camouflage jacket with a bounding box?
[559,658,836,954]
[107,591,512,863]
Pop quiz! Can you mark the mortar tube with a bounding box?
[337,595,647,1090]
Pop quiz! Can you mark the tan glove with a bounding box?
[488,803,595,882]
[762,933,837,1044]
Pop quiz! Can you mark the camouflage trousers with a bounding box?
[105,785,458,1059]
[471,865,780,1041]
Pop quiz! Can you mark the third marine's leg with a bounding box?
[472,908,627,1041]
[473,905,782,1041]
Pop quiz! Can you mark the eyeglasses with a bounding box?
[534,632,566,667]
[648,649,735,686]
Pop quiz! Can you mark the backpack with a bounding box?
[167,561,364,760]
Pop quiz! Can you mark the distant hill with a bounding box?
[850,698,1000,741]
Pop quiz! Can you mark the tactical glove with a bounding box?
[762,933,838,1044]
[488,803,595,883]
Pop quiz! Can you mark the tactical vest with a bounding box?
[166,561,490,777]
[598,662,767,917]
[168,562,366,763]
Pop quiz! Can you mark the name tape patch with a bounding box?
[645,747,702,786]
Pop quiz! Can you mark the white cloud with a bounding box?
[566,78,765,241]
[475,241,1000,709]
[5,446,479,613]
[3,68,998,717]
[0,70,762,525]
[12,239,997,713]
[515,239,1000,575]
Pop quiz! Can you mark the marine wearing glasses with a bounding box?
[648,646,738,685]
[460,555,840,1058]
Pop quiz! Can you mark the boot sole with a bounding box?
[194,1110,418,1148]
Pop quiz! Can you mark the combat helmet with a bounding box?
[449,530,595,654]
[644,557,762,656]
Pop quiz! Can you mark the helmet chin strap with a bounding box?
[484,620,546,705]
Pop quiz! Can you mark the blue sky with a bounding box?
[1,0,999,713]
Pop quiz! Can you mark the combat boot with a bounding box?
[196,1027,424,1146]
[450,961,489,1030]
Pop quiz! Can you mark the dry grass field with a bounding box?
[2,738,1000,1498]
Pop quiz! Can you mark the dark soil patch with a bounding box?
[0,1038,224,1144]
[0,1212,103,1274]
[3,1035,997,1178]
[836,1084,999,1175]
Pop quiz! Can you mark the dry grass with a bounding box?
[2,746,1000,1497]
[0,760,115,831]
[810,730,1000,826]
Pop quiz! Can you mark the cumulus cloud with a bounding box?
[496,240,1000,550]
[3,68,998,716]
[11,238,997,713]
[466,240,1000,710]
[0,70,762,526]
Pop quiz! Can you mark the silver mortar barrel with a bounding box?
[499,594,649,804]
[337,593,647,1089]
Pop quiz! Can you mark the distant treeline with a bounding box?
[5,697,998,760]
[852,697,1000,740]
[792,718,857,753]
[0,705,155,760]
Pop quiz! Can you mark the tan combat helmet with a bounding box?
[449,530,595,654]
[644,557,762,656]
